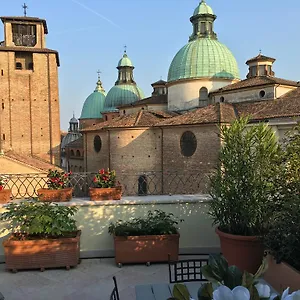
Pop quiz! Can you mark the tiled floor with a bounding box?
[0,256,200,300]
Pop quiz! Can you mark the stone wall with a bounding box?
[0,51,60,165]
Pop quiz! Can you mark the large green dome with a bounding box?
[104,85,144,112]
[168,39,240,82]
[80,79,106,119]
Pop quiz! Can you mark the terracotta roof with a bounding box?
[157,103,237,126]
[81,110,175,132]
[4,151,62,172]
[0,16,48,34]
[246,54,276,64]
[211,76,299,94]
[117,95,167,108]
[0,47,60,66]
[65,136,83,148]
[151,80,167,86]
[279,87,300,99]
[234,97,300,121]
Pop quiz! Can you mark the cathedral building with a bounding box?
[0,12,61,172]
[74,0,300,194]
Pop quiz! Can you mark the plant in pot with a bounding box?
[108,209,183,267]
[37,169,73,202]
[209,117,280,273]
[263,125,300,292]
[0,175,11,204]
[0,201,80,272]
[89,168,122,201]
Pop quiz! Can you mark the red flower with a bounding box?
[0,186,3,191]
[100,169,105,175]
[93,177,97,182]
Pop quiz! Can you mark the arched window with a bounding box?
[76,150,81,157]
[199,87,208,100]
[70,150,75,156]
[15,62,22,70]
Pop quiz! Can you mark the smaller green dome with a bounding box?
[118,53,133,67]
[193,0,214,16]
[80,80,106,119]
[104,85,144,112]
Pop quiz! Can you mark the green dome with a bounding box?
[80,80,106,119]
[168,38,240,82]
[194,0,214,16]
[118,53,133,67]
[104,85,145,112]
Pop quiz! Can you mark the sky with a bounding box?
[1,0,300,130]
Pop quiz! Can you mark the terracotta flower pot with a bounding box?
[264,254,300,293]
[114,234,179,265]
[37,188,73,202]
[3,231,81,272]
[216,227,264,274]
[89,186,122,201]
[0,189,11,204]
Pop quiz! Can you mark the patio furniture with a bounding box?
[110,276,120,300]
[135,279,278,300]
[168,257,209,283]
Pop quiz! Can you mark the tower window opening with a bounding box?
[15,62,22,70]
[2,134,5,140]
[200,22,206,34]
[2,103,4,109]
[220,97,225,103]
[1,70,3,76]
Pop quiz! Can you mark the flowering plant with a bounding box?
[0,175,8,191]
[46,169,72,190]
[93,169,119,188]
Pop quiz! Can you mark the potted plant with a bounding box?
[89,168,122,201]
[108,209,183,267]
[0,175,11,204]
[37,169,73,202]
[209,117,279,273]
[263,125,300,292]
[0,201,80,272]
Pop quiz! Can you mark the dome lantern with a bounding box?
[104,49,144,112]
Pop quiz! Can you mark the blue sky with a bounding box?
[2,0,300,130]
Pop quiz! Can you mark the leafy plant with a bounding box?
[93,168,119,188]
[0,201,78,239]
[263,125,300,271]
[108,209,183,236]
[46,169,71,190]
[209,117,279,236]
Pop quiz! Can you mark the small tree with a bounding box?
[264,125,300,270]
[209,117,279,236]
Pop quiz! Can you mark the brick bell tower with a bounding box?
[0,5,61,165]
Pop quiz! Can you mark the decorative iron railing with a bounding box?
[1,171,207,199]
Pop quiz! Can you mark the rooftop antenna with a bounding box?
[22,3,28,17]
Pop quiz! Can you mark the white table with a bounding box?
[135,279,277,300]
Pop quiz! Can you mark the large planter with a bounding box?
[89,186,122,201]
[216,227,264,274]
[113,234,179,266]
[264,254,300,293]
[37,188,73,202]
[0,189,11,204]
[3,230,81,272]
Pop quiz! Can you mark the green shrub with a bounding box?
[209,117,279,236]
[108,209,183,236]
[264,125,300,271]
[0,201,78,239]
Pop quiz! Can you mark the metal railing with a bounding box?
[1,171,208,199]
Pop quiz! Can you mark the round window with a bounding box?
[259,90,266,98]
[180,131,197,157]
[93,135,102,153]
